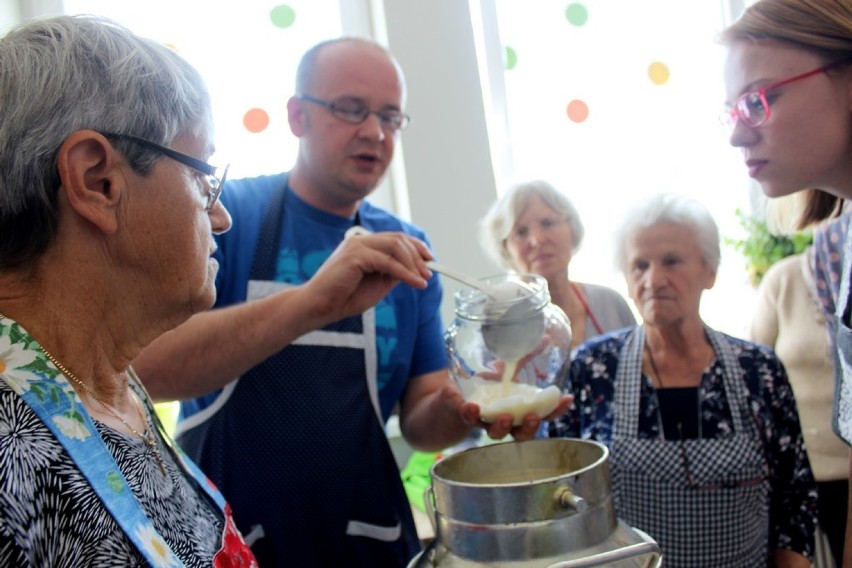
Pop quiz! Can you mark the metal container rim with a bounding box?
[430,438,610,488]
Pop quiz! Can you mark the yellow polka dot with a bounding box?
[648,61,670,85]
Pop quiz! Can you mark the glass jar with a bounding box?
[444,273,572,425]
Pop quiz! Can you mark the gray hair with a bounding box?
[0,14,213,269]
[613,193,720,275]
[479,180,585,270]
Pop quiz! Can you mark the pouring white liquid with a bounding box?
[467,355,561,426]
[344,228,567,426]
[468,280,562,425]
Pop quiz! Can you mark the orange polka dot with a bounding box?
[566,100,589,123]
[243,108,270,133]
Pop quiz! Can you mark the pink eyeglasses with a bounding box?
[722,60,847,129]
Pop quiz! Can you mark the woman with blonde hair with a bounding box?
[480,180,635,348]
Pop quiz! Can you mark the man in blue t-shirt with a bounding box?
[134,37,564,567]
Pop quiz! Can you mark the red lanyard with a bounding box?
[569,281,604,335]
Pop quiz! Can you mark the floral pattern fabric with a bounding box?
[0,318,224,567]
[549,327,818,560]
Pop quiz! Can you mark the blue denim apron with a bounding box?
[176,182,420,567]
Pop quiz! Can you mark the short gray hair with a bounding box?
[613,193,720,275]
[0,14,213,268]
[479,180,584,270]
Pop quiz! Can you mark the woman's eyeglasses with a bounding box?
[506,217,568,245]
[721,61,847,129]
[100,132,228,211]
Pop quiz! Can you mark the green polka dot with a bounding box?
[107,471,125,493]
[565,3,588,26]
[504,46,517,70]
[270,5,296,28]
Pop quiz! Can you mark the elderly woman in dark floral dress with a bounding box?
[549,193,817,568]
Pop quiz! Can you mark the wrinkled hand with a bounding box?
[304,231,433,322]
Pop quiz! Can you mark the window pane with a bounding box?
[493,0,753,334]
[62,0,343,179]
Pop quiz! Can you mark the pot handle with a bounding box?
[424,485,437,534]
[544,527,662,568]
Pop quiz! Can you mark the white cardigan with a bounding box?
[750,252,848,481]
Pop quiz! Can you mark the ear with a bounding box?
[703,264,718,291]
[56,130,124,235]
[287,96,308,136]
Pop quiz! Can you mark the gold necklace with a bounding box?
[39,344,167,476]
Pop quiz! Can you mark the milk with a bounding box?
[450,275,566,426]
[468,376,562,426]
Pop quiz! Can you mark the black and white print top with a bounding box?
[0,378,224,567]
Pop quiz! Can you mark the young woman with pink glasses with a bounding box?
[723,1,852,565]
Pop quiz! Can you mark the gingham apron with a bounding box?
[610,326,770,567]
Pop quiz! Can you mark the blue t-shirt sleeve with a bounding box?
[409,265,448,378]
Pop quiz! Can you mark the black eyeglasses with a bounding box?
[100,132,228,211]
[298,95,410,131]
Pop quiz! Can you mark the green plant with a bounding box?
[725,208,812,287]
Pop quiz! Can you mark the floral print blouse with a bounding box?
[0,327,224,567]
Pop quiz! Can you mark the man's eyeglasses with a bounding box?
[721,60,847,129]
[298,95,411,132]
[100,132,228,211]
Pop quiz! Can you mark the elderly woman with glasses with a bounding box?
[721,2,852,564]
[0,15,436,566]
[480,180,635,349]
[549,193,817,567]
